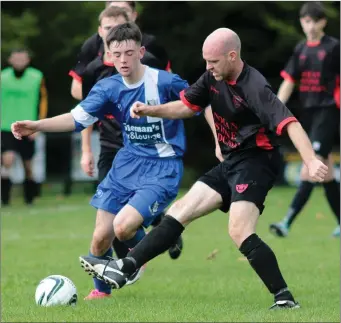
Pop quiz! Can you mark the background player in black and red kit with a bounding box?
[270,2,340,238]
[82,28,328,309]
[69,1,170,101]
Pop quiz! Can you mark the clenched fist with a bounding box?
[306,158,328,182]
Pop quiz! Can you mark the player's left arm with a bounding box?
[248,85,327,181]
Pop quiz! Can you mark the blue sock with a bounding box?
[89,248,112,294]
[124,227,146,249]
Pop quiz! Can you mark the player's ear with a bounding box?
[228,51,237,62]
[98,26,103,38]
[319,18,327,29]
[139,46,146,60]
[131,10,138,22]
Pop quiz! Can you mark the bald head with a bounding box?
[203,28,241,56]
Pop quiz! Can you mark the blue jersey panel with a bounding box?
[70,66,189,158]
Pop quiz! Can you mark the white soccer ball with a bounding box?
[35,275,77,307]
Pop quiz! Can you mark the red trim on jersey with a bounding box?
[166,60,171,72]
[306,41,321,47]
[280,70,295,83]
[179,90,202,112]
[227,80,237,85]
[276,117,298,136]
[256,128,273,150]
[334,75,340,109]
[103,61,115,67]
[68,70,82,83]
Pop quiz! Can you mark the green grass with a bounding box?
[1,187,340,322]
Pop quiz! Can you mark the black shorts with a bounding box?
[97,147,120,182]
[1,131,35,161]
[198,148,281,214]
[300,105,340,158]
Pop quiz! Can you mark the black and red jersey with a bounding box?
[281,35,340,109]
[69,32,170,82]
[180,62,297,156]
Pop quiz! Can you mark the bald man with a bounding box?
[80,28,328,309]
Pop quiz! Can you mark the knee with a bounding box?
[2,153,15,169]
[228,219,245,247]
[228,202,258,247]
[114,222,134,241]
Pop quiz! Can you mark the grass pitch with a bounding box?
[1,186,339,322]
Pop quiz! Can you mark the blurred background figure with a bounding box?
[269,2,340,238]
[1,48,48,206]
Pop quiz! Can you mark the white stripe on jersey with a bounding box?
[71,105,98,128]
[145,67,175,158]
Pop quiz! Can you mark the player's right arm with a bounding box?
[69,34,100,100]
[278,42,302,104]
[131,72,210,120]
[80,126,95,177]
[12,82,110,139]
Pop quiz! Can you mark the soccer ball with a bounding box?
[35,275,77,307]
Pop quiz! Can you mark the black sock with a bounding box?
[125,215,184,270]
[112,238,130,258]
[239,234,292,298]
[1,178,12,205]
[323,180,340,224]
[283,181,315,228]
[150,212,165,227]
[23,179,36,204]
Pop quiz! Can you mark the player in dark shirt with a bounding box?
[269,2,340,238]
[80,28,328,309]
[69,1,170,100]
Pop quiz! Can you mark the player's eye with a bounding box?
[126,51,133,56]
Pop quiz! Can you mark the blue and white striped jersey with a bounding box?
[71,66,188,158]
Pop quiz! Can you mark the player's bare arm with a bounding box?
[286,121,328,182]
[130,100,195,119]
[204,106,223,162]
[81,125,95,177]
[277,79,295,104]
[11,113,76,140]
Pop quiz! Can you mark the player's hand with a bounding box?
[28,132,40,141]
[11,120,39,140]
[81,151,95,177]
[306,158,328,182]
[215,144,224,162]
[130,101,148,119]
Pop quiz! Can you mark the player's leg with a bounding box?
[270,163,314,237]
[19,137,37,205]
[1,132,16,205]
[98,148,132,258]
[87,161,226,289]
[322,154,340,236]
[83,208,115,300]
[229,150,299,309]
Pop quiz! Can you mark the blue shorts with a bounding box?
[90,148,183,227]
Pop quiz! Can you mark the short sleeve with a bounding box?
[169,74,189,101]
[247,84,298,135]
[280,42,303,83]
[69,34,102,82]
[70,83,110,132]
[179,72,210,113]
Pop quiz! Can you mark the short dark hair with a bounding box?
[300,2,326,21]
[10,48,31,56]
[106,22,142,48]
[105,1,136,11]
[98,6,129,24]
